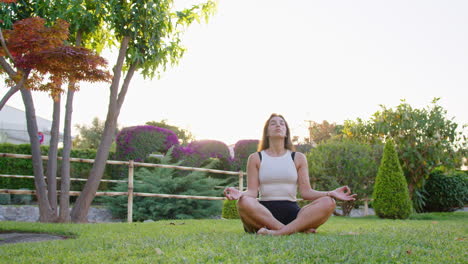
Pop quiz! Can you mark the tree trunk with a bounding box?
[58,30,83,223]
[70,36,131,223]
[58,88,74,222]
[45,95,61,216]
[20,88,56,222]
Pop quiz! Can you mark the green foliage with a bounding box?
[199,157,237,187]
[221,200,239,219]
[145,120,194,145]
[307,138,382,216]
[11,189,33,205]
[307,139,382,199]
[73,117,118,150]
[294,143,314,154]
[344,98,467,200]
[0,194,11,205]
[0,143,48,190]
[423,170,468,212]
[104,0,217,78]
[0,143,115,191]
[373,140,412,219]
[0,1,112,52]
[102,150,223,221]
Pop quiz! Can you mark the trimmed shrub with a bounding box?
[232,139,259,171]
[102,149,224,221]
[0,143,115,192]
[11,188,33,205]
[221,200,239,219]
[178,140,233,171]
[116,125,179,162]
[0,143,49,190]
[0,194,11,205]
[372,139,412,219]
[423,170,468,212]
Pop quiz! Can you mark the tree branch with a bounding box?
[0,69,29,110]
[0,56,16,78]
[0,29,15,63]
[116,61,138,115]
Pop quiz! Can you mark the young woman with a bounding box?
[224,113,356,235]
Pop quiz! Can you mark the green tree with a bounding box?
[146,119,194,145]
[71,0,217,222]
[344,98,467,209]
[0,1,111,222]
[307,138,382,215]
[307,120,344,144]
[1,0,216,223]
[74,117,119,150]
[372,139,412,219]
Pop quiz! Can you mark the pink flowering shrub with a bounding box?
[175,140,233,170]
[232,139,259,171]
[116,125,179,162]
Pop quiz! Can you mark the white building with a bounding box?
[0,105,62,145]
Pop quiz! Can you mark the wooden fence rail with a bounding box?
[0,152,371,221]
[0,152,241,222]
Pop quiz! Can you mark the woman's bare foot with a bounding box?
[302,228,317,234]
[257,227,276,235]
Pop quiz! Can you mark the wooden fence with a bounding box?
[0,152,371,222]
[0,153,244,223]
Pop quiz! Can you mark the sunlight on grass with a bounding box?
[0,212,466,263]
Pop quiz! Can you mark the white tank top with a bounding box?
[258,150,298,201]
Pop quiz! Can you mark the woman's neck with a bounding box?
[267,138,286,156]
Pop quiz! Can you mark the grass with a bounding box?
[0,212,467,264]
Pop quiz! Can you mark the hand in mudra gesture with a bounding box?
[330,186,357,201]
[223,187,242,200]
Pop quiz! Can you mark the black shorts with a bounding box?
[259,200,301,225]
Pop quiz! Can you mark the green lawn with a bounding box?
[0,212,467,264]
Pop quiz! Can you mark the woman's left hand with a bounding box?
[329,186,357,201]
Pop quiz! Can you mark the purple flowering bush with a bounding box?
[174,140,234,183]
[115,125,180,162]
[232,139,259,171]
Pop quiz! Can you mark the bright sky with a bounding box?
[2,0,468,146]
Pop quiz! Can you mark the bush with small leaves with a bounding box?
[423,170,468,212]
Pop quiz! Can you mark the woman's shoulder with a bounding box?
[248,151,262,161]
[292,151,307,162]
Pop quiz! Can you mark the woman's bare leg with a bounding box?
[258,196,336,235]
[236,196,284,233]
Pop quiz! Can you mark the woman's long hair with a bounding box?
[257,113,295,151]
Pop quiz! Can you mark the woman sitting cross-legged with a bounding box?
[224,113,356,235]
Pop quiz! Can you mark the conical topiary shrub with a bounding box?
[372,139,412,219]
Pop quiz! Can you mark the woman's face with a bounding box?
[267,116,287,138]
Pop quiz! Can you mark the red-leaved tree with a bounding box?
[0,15,111,222]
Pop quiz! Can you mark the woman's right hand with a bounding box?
[223,187,242,200]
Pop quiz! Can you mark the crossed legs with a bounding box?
[237,196,336,235]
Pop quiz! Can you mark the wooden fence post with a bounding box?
[238,171,244,191]
[127,160,134,223]
[364,199,369,216]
